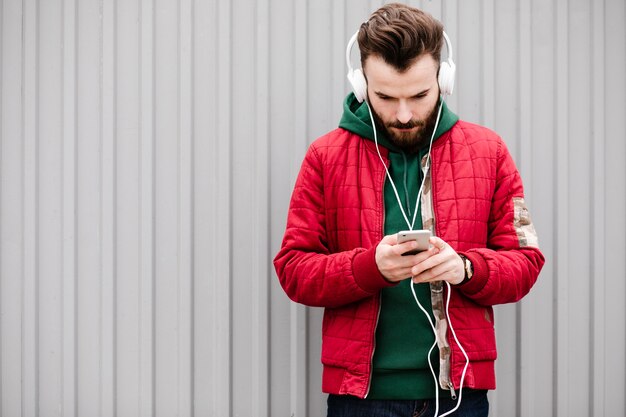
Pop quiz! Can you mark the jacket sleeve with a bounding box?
[273,144,395,308]
[457,141,545,305]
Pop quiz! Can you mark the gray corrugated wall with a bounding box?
[0,0,624,416]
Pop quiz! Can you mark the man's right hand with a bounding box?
[375,234,433,282]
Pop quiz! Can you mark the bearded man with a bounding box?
[274,3,544,416]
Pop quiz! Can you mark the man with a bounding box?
[274,3,544,416]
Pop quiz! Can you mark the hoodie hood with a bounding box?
[338,92,459,151]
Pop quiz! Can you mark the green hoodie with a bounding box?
[338,93,459,400]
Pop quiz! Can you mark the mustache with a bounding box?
[387,120,426,129]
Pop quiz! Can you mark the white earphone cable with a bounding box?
[349,24,468,414]
[410,282,441,416]
[437,282,470,417]
[366,93,469,416]
[410,281,470,417]
[360,48,469,413]
[366,91,470,416]
[365,97,443,231]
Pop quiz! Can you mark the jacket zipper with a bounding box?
[445,282,458,400]
[364,293,382,398]
[364,158,388,398]
[447,382,457,400]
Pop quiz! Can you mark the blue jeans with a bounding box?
[327,389,489,417]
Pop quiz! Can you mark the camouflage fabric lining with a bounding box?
[419,154,455,394]
[513,197,540,248]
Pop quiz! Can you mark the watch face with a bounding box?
[465,258,473,279]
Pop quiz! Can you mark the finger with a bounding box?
[410,251,446,276]
[429,236,448,252]
[377,247,423,282]
[381,233,399,245]
[395,240,425,256]
[411,247,459,277]
[412,261,455,283]
[388,266,419,282]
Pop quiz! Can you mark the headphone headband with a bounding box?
[346,28,456,102]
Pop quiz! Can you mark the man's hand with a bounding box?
[411,236,464,285]
[375,234,422,282]
[375,234,465,285]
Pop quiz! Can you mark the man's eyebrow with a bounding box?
[410,88,430,97]
[374,91,393,98]
[374,88,430,98]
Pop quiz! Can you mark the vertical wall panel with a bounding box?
[101,0,117,412]
[61,0,78,410]
[101,0,117,416]
[601,1,626,415]
[116,1,142,415]
[139,0,156,415]
[230,0,270,415]
[0,1,625,417]
[230,0,253,412]
[76,0,102,414]
[268,0,296,415]
[522,1,558,415]
[567,2,593,416]
[207,0,232,415]
[39,1,65,416]
[178,0,194,415]
[22,0,39,415]
[1,0,23,416]
[554,0,572,415]
[153,0,180,415]
[253,0,271,414]
[590,2,606,417]
[192,1,223,416]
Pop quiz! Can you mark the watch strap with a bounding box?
[457,254,473,286]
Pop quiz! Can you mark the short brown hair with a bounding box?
[358,3,444,72]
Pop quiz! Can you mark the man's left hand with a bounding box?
[411,236,464,285]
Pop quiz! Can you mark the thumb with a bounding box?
[380,233,399,246]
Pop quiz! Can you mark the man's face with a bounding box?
[364,54,440,152]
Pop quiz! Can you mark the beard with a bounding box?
[371,103,440,154]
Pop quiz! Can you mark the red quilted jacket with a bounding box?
[274,120,545,398]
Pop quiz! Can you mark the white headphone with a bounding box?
[346,29,456,102]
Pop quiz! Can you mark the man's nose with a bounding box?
[396,101,412,124]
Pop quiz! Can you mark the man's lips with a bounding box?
[392,126,418,132]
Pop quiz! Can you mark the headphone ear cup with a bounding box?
[347,68,368,103]
[438,60,456,96]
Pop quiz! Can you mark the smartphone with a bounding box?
[396,230,432,256]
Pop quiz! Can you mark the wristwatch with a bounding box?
[457,254,473,285]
